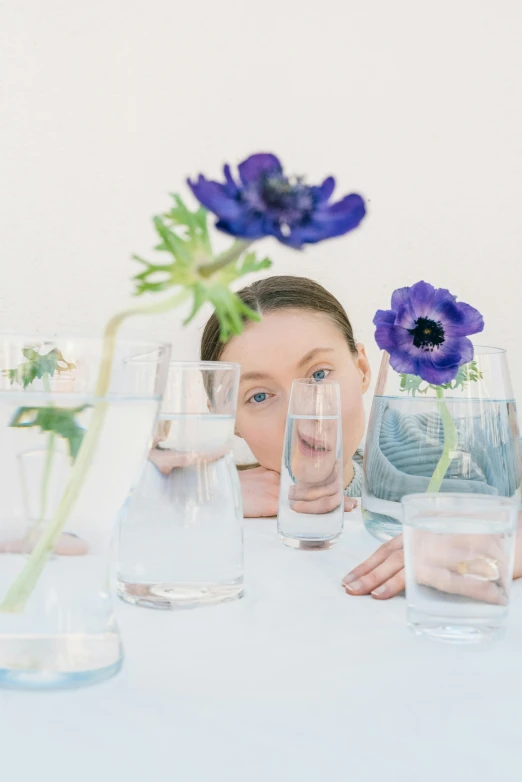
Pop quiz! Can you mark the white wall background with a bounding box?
[1,1,521,408]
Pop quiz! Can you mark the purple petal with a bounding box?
[316,176,336,202]
[441,302,485,338]
[374,324,399,353]
[238,153,282,185]
[295,194,366,243]
[223,164,240,197]
[417,358,459,385]
[390,287,417,329]
[375,326,421,375]
[388,350,421,377]
[215,215,267,240]
[187,176,243,220]
[431,336,474,367]
[427,286,456,314]
[407,281,438,317]
[373,309,396,328]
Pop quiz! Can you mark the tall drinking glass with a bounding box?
[278,379,343,549]
[117,361,244,608]
[402,492,519,644]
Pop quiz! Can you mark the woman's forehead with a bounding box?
[221,310,346,369]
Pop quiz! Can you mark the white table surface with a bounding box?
[2,509,522,781]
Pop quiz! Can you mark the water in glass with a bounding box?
[117,362,243,608]
[402,493,518,643]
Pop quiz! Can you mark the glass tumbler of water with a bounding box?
[278,379,344,549]
[402,492,519,644]
[117,361,244,608]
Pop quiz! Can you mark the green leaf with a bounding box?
[399,360,483,397]
[132,196,271,341]
[217,251,272,286]
[440,360,483,391]
[153,217,192,265]
[399,373,431,396]
[163,194,212,255]
[3,347,76,389]
[9,405,89,461]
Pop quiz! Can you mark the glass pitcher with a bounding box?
[117,361,244,608]
[0,336,170,688]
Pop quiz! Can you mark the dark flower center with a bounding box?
[407,317,445,351]
[244,173,316,231]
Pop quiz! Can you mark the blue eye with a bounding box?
[251,392,268,404]
[312,369,328,381]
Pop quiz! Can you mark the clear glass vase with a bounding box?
[362,347,522,542]
[0,336,170,688]
[117,361,244,608]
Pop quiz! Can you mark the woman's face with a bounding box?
[221,309,371,482]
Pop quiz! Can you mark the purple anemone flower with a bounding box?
[373,281,484,384]
[188,153,366,249]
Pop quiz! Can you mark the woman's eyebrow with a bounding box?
[240,370,271,384]
[297,347,334,368]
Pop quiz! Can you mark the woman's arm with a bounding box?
[239,465,358,518]
[342,513,522,599]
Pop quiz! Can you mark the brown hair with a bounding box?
[200,275,358,361]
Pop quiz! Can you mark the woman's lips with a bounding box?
[297,431,330,457]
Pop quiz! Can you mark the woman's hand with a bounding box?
[343,523,522,602]
[239,467,280,517]
[239,466,358,518]
[288,463,348,515]
[342,535,405,599]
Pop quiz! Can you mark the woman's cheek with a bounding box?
[240,415,285,472]
[341,391,365,455]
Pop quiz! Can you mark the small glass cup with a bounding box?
[402,492,519,644]
[117,361,244,608]
[278,379,344,549]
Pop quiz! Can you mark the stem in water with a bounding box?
[426,386,458,493]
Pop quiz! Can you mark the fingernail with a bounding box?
[371,585,387,597]
[342,572,356,585]
[344,579,363,592]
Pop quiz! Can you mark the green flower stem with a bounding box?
[0,289,189,613]
[426,386,458,493]
[197,240,251,278]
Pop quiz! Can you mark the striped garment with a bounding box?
[345,407,521,499]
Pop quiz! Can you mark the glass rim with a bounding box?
[168,360,240,371]
[0,334,171,350]
[401,492,519,508]
[472,345,506,356]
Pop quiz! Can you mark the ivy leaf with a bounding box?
[3,348,76,389]
[9,406,89,460]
